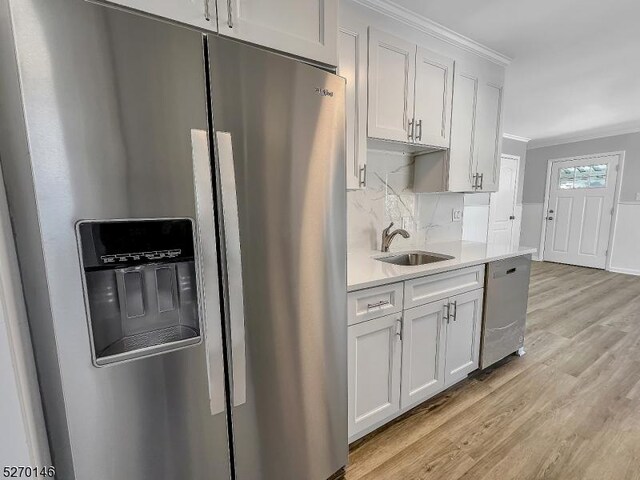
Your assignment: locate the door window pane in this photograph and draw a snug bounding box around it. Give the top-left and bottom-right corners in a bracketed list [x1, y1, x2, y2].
[557, 163, 608, 189]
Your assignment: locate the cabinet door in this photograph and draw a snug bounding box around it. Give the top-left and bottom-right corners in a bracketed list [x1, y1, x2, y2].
[216, 0, 337, 66]
[448, 68, 479, 192]
[338, 21, 367, 190]
[444, 289, 483, 387]
[97, 0, 216, 31]
[348, 313, 402, 438]
[412, 48, 454, 149]
[367, 29, 416, 143]
[474, 80, 504, 192]
[400, 300, 447, 409]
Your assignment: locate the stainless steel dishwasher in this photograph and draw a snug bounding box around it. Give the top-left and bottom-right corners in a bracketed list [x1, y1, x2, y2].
[480, 254, 532, 369]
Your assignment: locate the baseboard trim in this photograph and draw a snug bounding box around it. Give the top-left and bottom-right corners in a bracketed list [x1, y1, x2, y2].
[608, 266, 640, 276]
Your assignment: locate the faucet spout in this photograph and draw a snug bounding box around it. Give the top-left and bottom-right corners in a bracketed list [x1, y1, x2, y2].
[381, 222, 411, 252]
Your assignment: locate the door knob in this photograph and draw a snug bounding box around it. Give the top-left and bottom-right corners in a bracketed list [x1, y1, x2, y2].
[509, 215, 515, 220]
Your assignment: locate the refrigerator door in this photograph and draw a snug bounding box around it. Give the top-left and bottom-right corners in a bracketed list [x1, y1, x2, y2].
[1, 1, 231, 478]
[207, 37, 348, 480]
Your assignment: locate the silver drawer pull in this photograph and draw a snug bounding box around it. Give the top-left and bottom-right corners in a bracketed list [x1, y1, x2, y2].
[367, 300, 390, 309]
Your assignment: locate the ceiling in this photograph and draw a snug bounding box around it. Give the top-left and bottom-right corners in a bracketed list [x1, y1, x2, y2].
[388, 0, 640, 144]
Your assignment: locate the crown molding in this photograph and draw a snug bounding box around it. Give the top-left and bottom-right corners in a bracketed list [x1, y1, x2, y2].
[350, 0, 512, 67]
[503, 133, 532, 143]
[528, 123, 640, 149]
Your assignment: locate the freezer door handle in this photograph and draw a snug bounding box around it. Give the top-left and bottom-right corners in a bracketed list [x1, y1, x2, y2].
[191, 129, 227, 416]
[215, 131, 247, 407]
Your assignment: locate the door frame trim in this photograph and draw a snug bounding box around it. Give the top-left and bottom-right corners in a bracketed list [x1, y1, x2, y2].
[488, 154, 521, 249]
[538, 150, 625, 270]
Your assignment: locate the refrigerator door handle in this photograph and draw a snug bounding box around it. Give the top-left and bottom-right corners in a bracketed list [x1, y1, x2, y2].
[191, 129, 227, 416]
[215, 131, 247, 407]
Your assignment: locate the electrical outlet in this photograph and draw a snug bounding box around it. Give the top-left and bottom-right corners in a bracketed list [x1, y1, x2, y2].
[452, 208, 463, 222]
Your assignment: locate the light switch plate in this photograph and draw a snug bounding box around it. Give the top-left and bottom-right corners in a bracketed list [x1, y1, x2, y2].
[636, 193, 640, 201]
[452, 208, 463, 222]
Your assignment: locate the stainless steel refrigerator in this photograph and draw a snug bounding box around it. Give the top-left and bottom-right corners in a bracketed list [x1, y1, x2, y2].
[0, 0, 347, 478]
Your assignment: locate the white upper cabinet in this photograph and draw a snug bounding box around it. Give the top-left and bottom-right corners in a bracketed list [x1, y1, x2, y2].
[367, 29, 415, 143]
[474, 79, 504, 192]
[448, 69, 479, 192]
[412, 47, 454, 149]
[95, 0, 217, 31]
[338, 19, 368, 190]
[444, 289, 483, 387]
[216, 0, 338, 66]
[449, 63, 504, 192]
[400, 299, 447, 409]
[368, 29, 455, 149]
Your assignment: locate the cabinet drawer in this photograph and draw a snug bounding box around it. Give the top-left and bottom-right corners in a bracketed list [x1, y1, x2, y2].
[404, 265, 485, 309]
[348, 283, 403, 325]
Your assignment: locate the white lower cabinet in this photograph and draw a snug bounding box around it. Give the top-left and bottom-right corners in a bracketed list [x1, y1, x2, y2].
[348, 312, 402, 438]
[348, 268, 485, 440]
[444, 289, 484, 387]
[400, 299, 447, 409]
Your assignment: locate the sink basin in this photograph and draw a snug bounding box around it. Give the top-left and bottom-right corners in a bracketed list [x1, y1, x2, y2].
[376, 251, 454, 266]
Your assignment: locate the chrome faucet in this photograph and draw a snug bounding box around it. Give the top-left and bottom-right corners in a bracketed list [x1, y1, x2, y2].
[381, 222, 410, 252]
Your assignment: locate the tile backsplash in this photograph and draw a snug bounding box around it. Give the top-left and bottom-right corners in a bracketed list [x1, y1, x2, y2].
[347, 150, 464, 252]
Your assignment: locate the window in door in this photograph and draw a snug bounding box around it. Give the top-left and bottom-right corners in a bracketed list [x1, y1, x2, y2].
[559, 164, 608, 190]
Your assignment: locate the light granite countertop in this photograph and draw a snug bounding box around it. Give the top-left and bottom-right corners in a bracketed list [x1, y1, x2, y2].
[348, 241, 537, 292]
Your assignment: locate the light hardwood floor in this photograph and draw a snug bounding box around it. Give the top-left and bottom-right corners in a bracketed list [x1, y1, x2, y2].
[345, 261, 640, 480]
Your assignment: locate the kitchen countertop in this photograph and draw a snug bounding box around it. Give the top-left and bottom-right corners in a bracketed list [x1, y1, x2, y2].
[348, 241, 537, 292]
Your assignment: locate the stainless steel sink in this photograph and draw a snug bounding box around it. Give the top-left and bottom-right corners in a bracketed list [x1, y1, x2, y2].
[376, 251, 454, 266]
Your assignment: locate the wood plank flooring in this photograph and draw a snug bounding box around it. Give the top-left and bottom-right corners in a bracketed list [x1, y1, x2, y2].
[345, 262, 640, 480]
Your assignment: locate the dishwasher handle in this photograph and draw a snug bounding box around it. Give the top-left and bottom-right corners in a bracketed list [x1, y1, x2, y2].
[492, 262, 530, 280]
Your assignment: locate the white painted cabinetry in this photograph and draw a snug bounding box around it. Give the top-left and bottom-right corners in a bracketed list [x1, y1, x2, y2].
[348, 313, 402, 437]
[338, 19, 368, 189]
[95, 0, 217, 31]
[412, 47, 454, 149]
[415, 65, 504, 193]
[348, 265, 485, 440]
[449, 64, 504, 192]
[400, 299, 446, 409]
[368, 29, 454, 148]
[443, 289, 483, 387]
[367, 29, 415, 143]
[216, 0, 338, 66]
[91, 0, 337, 66]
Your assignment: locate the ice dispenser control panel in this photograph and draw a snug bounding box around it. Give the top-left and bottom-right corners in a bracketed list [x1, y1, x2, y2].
[77, 219, 202, 366]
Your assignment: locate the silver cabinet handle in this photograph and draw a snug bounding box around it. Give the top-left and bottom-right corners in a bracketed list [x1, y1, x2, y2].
[444, 302, 450, 323]
[478, 173, 484, 190]
[408, 118, 415, 141]
[416, 119, 423, 142]
[203, 0, 211, 21]
[215, 131, 246, 407]
[191, 130, 226, 416]
[227, 0, 234, 28]
[367, 299, 390, 309]
[472, 173, 478, 191]
[451, 300, 458, 322]
[395, 317, 403, 341]
[358, 164, 367, 188]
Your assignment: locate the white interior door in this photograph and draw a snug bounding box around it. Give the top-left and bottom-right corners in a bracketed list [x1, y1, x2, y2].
[544, 154, 619, 269]
[488, 156, 519, 249]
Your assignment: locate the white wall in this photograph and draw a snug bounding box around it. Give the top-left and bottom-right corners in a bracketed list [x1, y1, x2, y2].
[462, 193, 489, 243]
[609, 203, 640, 275]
